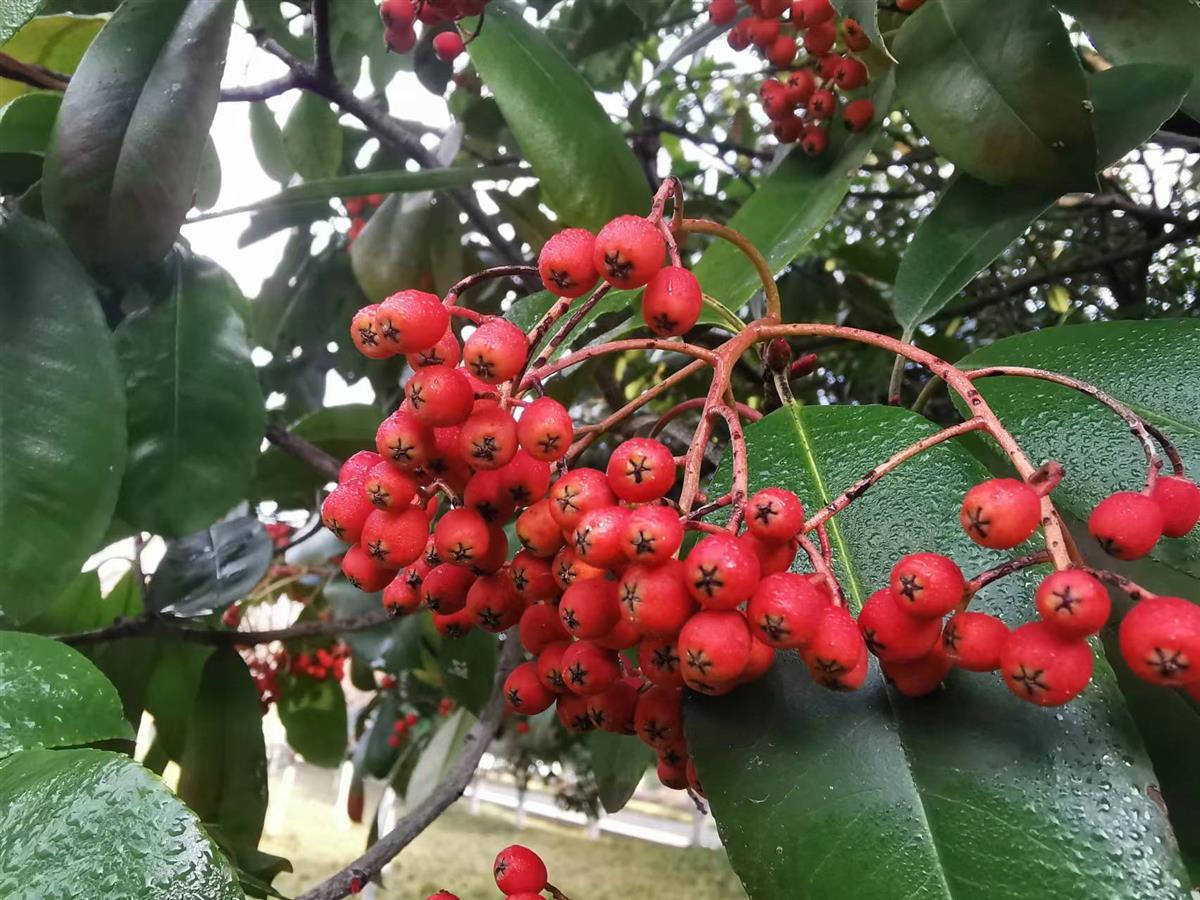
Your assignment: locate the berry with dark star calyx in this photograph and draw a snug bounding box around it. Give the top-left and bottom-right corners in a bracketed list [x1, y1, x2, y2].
[341, 544, 394, 593]
[350, 304, 393, 359]
[1035, 569, 1111, 638]
[889, 552, 965, 619]
[638, 635, 685, 688]
[375, 289, 449, 354]
[942, 611, 1008, 672]
[570, 505, 631, 568]
[519, 603, 570, 655]
[560, 640, 621, 696]
[678, 609, 752, 686]
[382, 574, 422, 615]
[538, 228, 599, 299]
[746, 572, 826, 649]
[433, 507, 491, 568]
[465, 571, 524, 633]
[498, 449, 551, 508]
[362, 462, 417, 511]
[509, 549, 559, 603]
[555, 691, 596, 733]
[1150, 475, 1200, 538]
[960, 478, 1042, 550]
[405, 365, 474, 427]
[588, 677, 640, 734]
[642, 266, 702, 337]
[504, 662, 555, 715]
[361, 507, 429, 568]
[493, 845, 548, 895]
[462, 318, 529, 385]
[841, 97, 874, 132]
[551, 546, 606, 592]
[458, 407, 519, 471]
[620, 504, 684, 565]
[536, 641, 570, 693]
[1118, 596, 1200, 686]
[515, 499, 564, 558]
[634, 685, 682, 749]
[548, 467, 617, 532]
[419, 563, 476, 614]
[1000, 621, 1093, 706]
[881, 640, 951, 697]
[746, 487, 804, 543]
[684, 532, 762, 609]
[558, 577, 621, 640]
[606, 437, 676, 503]
[857, 588, 942, 663]
[802, 605, 868, 690]
[618, 560, 695, 636]
[593, 215, 666, 289]
[1088, 490, 1163, 560]
[406, 327, 460, 369]
[375, 410, 435, 471]
[516, 396, 573, 462]
[321, 483, 376, 544]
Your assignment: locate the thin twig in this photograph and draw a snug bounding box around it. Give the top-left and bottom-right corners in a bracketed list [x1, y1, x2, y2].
[266, 424, 341, 480]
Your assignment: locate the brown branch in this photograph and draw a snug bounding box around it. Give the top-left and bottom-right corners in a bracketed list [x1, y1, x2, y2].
[635, 116, 771, 162]
[220, 73, 298, 102]
[297, 634, 525, 900]
[964, 551, 1051, 600]
[266, 423, 341, 479]
[312, 0, 334, 81]
[0, 52, 69, 91]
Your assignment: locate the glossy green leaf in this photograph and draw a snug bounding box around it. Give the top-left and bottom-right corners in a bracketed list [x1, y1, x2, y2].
[43, 0, 236, 278]
[364, 693, 402, 779]
[894, 0, 1096, 193]
[959, 321, 1200, 579]
[178, 648, 268, 852]
[438, 629, 498, 715]
[0, 631, 131, 758]
[282, 92, 342, 181]
[144, 644, 212, 762]
[248, 100, 293, 184]
[114, 252, 264, 537]
[0, 92, 60, 194]
[586, 729, 652, 814]
[830, 0, 890, 59]
[0, 748, 241, 898]
[255, 405, 379, 508]
[405, 707, 474, 808]
[0, 14, 105, 106]
[892, 63, 1191, 331]
[467, 1, 646, 230]
[1056, 0, 1200, 120]
[351, 189, 438, 303]
[691, 71, 894, 312]
[687, 403, 1188, 899]
[0, 215, 125, 627]
[147, 517, 272, 616]
[277, 674, 347, 768]
[194, 134, 221, 211]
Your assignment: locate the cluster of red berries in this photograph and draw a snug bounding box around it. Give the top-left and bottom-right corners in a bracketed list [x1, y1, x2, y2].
[414, 845, 551, 900]
[247, 648, 287, 712]
[438, 696, 456, 716]
[386, 710, 421, 748]
[378, 0, 489, 61]
[291, 644, 349, 682]
[708, 0, 882, 153]
[344, 193, 383, 244]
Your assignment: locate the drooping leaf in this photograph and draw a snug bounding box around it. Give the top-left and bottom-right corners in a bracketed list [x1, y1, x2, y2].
[0, 215, 125, 627]
[255, 405, 380, 508]
[363, 693, 402, 779]
[277, 673, 347, 768]
[894, 0, 1096, 193]
[687, 403, 1189, 899]
[148, 517, 272, 617]
[178, 648, 268, 852]
[0, 748, 241, 898]
[0, 631, 131, 758]
[892, 63, 1192, 331]
[42, 0, 237, 279]
[248, 99, 294, 184]
[1055, 0, 1200, 120]
[691, 70, 894, 312]
[586, 729, 652, 814]
[467, 1, 646, 230]
[143, 643, 213, 762]
[282, 92, 342, 181]
[958, 321, 1200, 579]
[114, 252, 264, 537]
[404, 707, 475, 808]
[0, 14, 105, 107]
[438, 628, 498, 715]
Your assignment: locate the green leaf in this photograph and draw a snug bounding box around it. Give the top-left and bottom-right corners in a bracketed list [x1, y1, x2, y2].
[687, 403, 1189, 899]
[248, 100, 294, 184]
[351, 189, 438, 302]
[147, 517, 273, 616]
[894, 0, 1096, 193]
[42, 0, 237, 279]
[0, 14, 105, 107]
[277, 674, 347, 768]
[958, 321, 1200, 579]
[144, 644, 212, 762]
[830, 0, 891, 59]
[1056, 0, 1200, 120]
[438, 629, 498, 715]
[467, 1, 646, 230]
[0, 91, 60, 193]
[364, 694, 401, 779]
[0, 215, 125, 627]
[0, 0, 42, 46]
[586, 729, 652, 814]
[405, 707, 474, 808]
[255, 405, 379, 508]
[0, 748, 241, 898]
[194, 134, 221, 211]
[691, 70, 895, 312]
[0, 631, 131, 758]
[327, 577, 425, 671]
[282, 92, 342, 180]
[114, 252, 264, 537]
[891, 63, 1191, 331]
[178, 648, 268, 852]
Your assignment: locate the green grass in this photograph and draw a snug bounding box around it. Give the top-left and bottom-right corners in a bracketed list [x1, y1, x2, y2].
[261, 793, 743, 899]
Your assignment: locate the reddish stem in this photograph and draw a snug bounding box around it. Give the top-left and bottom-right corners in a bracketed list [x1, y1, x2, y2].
[796, 532, 845, 607]
[650, 397, 761, 437]
[963, 551, 1052, 602]
[444, 265, 539, 305]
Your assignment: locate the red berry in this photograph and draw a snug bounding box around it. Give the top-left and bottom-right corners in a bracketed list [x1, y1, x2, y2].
[795, 0, 834, 26]
[432, 30, 465, 62]
[375, 410, 435, 471]
[548, 467, 617, 532]
[504, 662, 555, 715]
[746, 487, 804, 542]
[406, 327, 460, 369]
[405, 365, 474, 427]
[376, 289, 449, 354]
[384, 23, 417, 54]
[340, 450, 383, 484]
[382, 574, 422, 615]
[1001, 621, 1093, 706]
[221, 604, 240, 628]
[739, 531, 797, 575]
[465, 571, 524, 632]
[493, 845, 547, 895]
[638, 635, 684, 688]
[1150, 475, 1200, 538]
[803, 20, 837, 55]
[458, 407, 519, 470]
[642, 266, 702, 337]
[858, 588, 942, 663]
[538, 228, 599, 298]
[772, 114, 804, 144]
[634, 685, 682, 749]
[519, 603, 570, 654]
[463, 469, 516, 524]
[595, 615, 641, 651]
[322, 483, 375, 543]
[889, 552, 965, 619]
[709, 0, 738, 25]
[679, 609, 752, 688]
[588, 677, 640, 733]
[619, 560, 696, 636]
[800, 125, 828, 157]
[432, 607, 474, 639]
[1118, 596, 1200, 686]
[420, 563, 476, 614]
[748, 15, 780, 48]
[498, 450, 551, 508]
[517, 396, 574, 462]
[593, 215, 666, 290]
[1035, 569, 1111, 638]
[746, 572, 826, 648]
[536, 641, 570, 693]
[363, 462, 417, 511]
[739, 633, 776, 683]
[350, 304, 393, 359]
[657, 757, 688, 790]
[727, 20, 751, 51]
[380, 0, 415, 27]
[882, 641, 951, 697]
[684, 533, 761, 609]
[760, 79, 794, 121]
[942, 611, 1008, 672]
[570, 505, 631, 568]
[785, 68, 816, 105]
[462, 318, 528, 385]
[342, 544, 394, 593]
[361, 507, 428, 568]
[561, 640, 621, 696]
[834, 55, 869, 90]
[509, 549, 559, 603]
[841, 97, 874, 132]
[767, 33, 797, 67]
[960, 478, 1041, 549]
[1089, 491, 1163, 560]
[468, 524, 509, 575]
[808, 89, 835, 119]
[559, 578, 621, 639]
[621, 504, 684, 565]
[842, 17, 870, 51]
[515, 499, 564, 558]
[802, 605, 868, 690]
[434, 507, 490, 567]
[556, 691, 597, 733]
[606, 438, 676, 503]
[551, 546, 606, 592]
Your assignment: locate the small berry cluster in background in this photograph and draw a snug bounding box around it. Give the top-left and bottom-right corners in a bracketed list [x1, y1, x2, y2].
[247, 648, 287, 712]
[344, 193, 384, 244]
[386, 710, 420, 748]
[378, 0, 491, 62]
[291, 643, 349, 682]
[709, 0, 887, 153]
